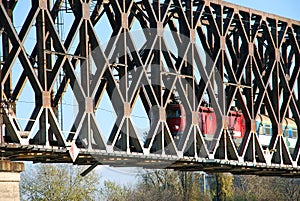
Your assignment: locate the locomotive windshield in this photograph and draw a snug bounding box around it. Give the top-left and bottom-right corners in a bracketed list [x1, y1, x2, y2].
[166, 109, 181, 118]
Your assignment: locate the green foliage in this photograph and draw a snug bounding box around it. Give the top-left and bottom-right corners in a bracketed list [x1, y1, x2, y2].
[100, 180, 134, 201]
[100, 169, 210, 201]
[232, 191, 257, 201]
[210, 173, 234, 201]
[220, 173, 234, 200]
[135, 169, 183, 201]
[135, 170, 210, 201]
[20, 164, 101, 201]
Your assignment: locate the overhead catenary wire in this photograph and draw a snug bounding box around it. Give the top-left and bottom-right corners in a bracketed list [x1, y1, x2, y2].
[15, 100, 149, 120]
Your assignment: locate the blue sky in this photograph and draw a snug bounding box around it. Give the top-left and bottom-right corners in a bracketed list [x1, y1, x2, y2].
[226, 0, 300, 21]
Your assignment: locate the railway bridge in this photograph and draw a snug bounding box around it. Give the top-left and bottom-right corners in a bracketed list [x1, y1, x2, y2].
[0, 1, 300, 190]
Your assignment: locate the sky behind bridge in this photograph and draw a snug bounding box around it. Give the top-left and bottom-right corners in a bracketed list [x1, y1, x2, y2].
[226, 0, 300, 21]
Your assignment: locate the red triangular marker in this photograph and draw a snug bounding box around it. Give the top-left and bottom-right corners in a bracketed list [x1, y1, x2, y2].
[69, 142, 79, 162]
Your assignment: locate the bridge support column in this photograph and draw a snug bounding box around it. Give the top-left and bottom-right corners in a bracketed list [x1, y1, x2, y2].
[0, 161, 24, 201]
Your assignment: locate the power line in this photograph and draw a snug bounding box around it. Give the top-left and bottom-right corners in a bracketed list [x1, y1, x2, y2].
[16, 100, 149, 120]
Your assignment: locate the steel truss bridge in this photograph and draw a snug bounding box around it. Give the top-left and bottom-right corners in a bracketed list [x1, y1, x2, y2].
[0, 0, 300, 176]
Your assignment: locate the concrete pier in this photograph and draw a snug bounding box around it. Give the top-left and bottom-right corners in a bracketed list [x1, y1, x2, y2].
[0, 161, 24, 201]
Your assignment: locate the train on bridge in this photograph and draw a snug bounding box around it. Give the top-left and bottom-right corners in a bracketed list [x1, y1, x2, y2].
[166, 104, 298, 151]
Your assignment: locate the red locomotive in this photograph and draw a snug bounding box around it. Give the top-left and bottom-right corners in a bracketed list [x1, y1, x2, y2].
[166, 103, 246, 140]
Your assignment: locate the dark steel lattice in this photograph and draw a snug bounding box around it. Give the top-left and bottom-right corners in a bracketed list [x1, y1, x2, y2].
[0, 0, 300, 176]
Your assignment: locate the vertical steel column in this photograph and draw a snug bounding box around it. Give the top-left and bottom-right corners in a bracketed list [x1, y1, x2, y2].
[36, 0, 49, 145]
[184, 0, 195, 109]
[80, 1, 92, 149]
[151, 0, 163, 153]
[2, 0, 13, 99]
[119, 0, 129, 152]
[1, 1, 14, 145]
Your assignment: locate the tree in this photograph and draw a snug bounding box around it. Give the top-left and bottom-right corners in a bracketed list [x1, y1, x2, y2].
[100, 180, 135, 201]
[134, 169, 210, 201]
[234, 175, 280, 201]
[233, 175, 300, 201]
[136, 169, 183, 201]
[276, 177, 300, 201]
[20, 164, 101, 201]
[209, 173, 234, 201]
[179, 171, 210, 201]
